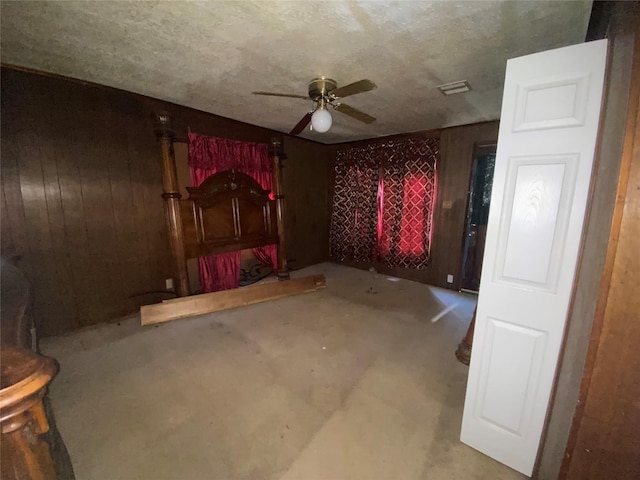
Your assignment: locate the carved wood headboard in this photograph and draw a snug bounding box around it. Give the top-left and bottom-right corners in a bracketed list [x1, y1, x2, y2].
[153, 113, 289, 296]
[180, 169, 279, 259]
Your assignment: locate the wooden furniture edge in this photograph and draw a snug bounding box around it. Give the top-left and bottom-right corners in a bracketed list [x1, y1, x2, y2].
[0, 359, 57, 414]
[141, 274, 326, 325]
[269, 138, 290, 280]
[154, 113, 190, 296]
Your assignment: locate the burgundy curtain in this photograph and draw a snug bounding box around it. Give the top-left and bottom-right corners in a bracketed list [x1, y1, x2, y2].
[188, 133, 277, 293]
[377, 138, 438, 268]
[329, 137, 438, 269]
[329, 152, 380, 262]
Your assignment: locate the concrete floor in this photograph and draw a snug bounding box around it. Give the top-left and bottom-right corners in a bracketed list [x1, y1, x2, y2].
[42, 263, 525, 480]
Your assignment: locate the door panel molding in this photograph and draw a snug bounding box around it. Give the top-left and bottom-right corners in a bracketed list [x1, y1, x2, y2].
[461, 39, 608, 476]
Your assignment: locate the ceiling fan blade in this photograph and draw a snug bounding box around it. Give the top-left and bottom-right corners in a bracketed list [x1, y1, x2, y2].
[334, 103, 376, 124]
[252, 91, 309, 100]
[290, 112, 313, 135]
[330, 79, 377, 99]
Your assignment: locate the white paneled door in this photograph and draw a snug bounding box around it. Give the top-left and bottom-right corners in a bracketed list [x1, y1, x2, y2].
[460, 39, 608, 476]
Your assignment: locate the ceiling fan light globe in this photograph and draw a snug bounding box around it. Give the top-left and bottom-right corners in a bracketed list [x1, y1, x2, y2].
[311, 108, 332, 133]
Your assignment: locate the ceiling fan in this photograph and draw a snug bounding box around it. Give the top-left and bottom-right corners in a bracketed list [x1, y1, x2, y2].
[252, 77, 377, 135]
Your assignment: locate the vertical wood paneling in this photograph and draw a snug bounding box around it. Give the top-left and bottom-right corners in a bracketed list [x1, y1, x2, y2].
[566, 77, 640, 480]
[1, 185, 13, 252]
[120, 104, 156, 309]
[49, 86, 98, 330]
[536, 8, 638, 476]
[561, 21, 640, 480]
[74, 90, 120, 327]
[124, 115, 159, 302]
[1, 67, 330, 335]
[0, 136, 28, 260]
[283, 136, 332, 269]
[0, 70, 169, 334]
[432, 121, 500, 289]
[38, 90, 77, 331]
[103, 98, 136, 315]
[16, 83, 70, 333]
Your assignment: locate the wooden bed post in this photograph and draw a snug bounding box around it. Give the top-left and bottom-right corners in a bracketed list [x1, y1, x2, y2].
[270, 138, 290, 280]
[154, 113, 190, 297]
[455, 306, 477, 365]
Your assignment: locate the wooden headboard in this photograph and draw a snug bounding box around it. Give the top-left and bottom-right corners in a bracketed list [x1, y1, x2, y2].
[153, 113, 289, 296]
[180, 169, 278, 259]
[141, 115, 326, 327]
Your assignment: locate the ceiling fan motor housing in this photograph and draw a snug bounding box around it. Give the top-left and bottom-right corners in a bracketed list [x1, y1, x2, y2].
[308, 77, 337, 101]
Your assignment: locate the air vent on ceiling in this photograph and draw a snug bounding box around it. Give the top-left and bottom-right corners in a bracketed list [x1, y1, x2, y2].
[437, 80, 471, 96]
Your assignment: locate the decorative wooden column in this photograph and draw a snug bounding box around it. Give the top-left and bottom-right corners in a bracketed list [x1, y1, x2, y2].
[0, 346, 58, 480]
[270, 138, 290, 280]
[455, 306, 477, 365]
[154, 113, 190, 297]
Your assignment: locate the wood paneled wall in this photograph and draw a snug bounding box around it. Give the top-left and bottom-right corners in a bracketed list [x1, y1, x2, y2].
[327, 122, 499, 290]
[282, 136, 331, 270]
[432, 121, 499, 289]
[1, 67, 331, 336]
[1, 69, 168, 336]
[560, 17, 640, 480]
[535, 6, 639, 477]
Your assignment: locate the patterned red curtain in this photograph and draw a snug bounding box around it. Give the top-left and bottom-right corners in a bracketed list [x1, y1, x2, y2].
[188, 133, 277, 293]
[329, 154, 379, 262]
[329, 137, 438, 269]
[377, 138, 438, 268]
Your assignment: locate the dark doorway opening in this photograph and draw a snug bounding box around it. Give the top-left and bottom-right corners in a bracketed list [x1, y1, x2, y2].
[460, 143, 496, 292]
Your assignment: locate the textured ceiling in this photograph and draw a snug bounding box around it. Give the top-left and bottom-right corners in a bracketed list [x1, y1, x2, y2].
[1, 1, 592, 144]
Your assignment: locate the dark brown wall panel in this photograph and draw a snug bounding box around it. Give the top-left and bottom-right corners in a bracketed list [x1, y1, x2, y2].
[560, 18, 640, 480]
[565, 65, 640, 480]
[537, 7, 639, 476]
[282, 136, 331, 269]
[432, 121, 499, 289]
[1, 67, 330, 335]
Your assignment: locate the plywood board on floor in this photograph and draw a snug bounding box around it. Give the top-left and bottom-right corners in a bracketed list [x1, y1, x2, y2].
[140, 274, 325, 326]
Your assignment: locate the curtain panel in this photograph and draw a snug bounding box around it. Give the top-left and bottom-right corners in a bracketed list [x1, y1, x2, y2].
[188, 134, 272, 172]
[329, 137, 439, 269]
[377, 138, 438, 268]
[329, 156, 379, 263]
[188, 133, 277, 293]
